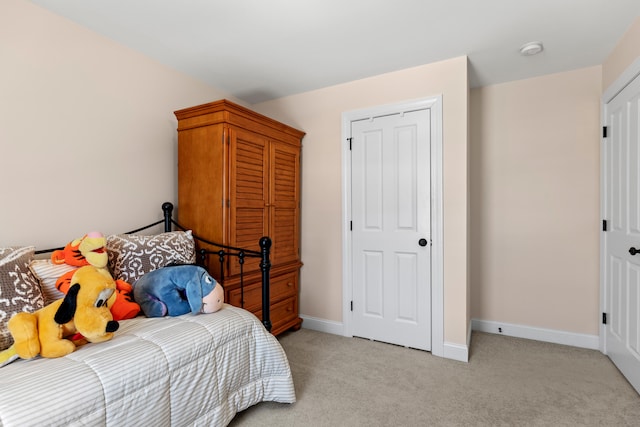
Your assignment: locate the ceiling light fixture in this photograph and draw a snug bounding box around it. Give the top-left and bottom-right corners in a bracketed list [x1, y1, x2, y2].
[519, 41, 544, 56]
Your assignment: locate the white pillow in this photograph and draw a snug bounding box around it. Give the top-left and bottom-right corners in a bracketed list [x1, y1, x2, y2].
[29, 259, 77, 306]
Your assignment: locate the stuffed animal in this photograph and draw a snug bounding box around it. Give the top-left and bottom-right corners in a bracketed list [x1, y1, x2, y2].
[51, 231, 109, 267]
[0, 346, 18, 368]
[133, 265, 224, 317]
[6, 266, 119, 360]
[52, 232, 140, 321]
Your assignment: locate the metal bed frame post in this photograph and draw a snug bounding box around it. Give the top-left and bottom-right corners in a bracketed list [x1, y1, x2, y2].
[259, 237, 272, 332]
[162, 202, 174, 232]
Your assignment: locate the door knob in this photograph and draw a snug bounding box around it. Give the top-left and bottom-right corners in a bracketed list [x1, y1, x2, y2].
[418, 238, 428, 247]
[630, 247, 640, 256]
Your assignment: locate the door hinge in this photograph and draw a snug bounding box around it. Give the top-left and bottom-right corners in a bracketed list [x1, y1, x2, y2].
[602, 219, 608, 231]
[603, 126, 608, 138]
[350, 221, 353, 231]
[602, 312, 607, 325]
[347, 137, 353, 150]
[350, 301, 353, 311]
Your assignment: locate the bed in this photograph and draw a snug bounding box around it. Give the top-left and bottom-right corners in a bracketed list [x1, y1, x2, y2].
[0, 203, 295, 427]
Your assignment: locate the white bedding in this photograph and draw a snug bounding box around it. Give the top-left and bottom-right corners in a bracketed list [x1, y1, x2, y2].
[0, 304, 295, 427]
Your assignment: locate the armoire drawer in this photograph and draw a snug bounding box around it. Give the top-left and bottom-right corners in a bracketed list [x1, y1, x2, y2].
[269, 271, 298, 302]
[227, 271, 298, 310]
[253, 296, 298, 333]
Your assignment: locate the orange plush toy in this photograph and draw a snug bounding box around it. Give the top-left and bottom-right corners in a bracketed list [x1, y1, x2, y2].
[52, 232, 140, 321]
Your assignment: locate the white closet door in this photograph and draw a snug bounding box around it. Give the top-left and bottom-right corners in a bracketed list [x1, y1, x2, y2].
[351, 109, 431, 351]
[603, 72, 640, 395]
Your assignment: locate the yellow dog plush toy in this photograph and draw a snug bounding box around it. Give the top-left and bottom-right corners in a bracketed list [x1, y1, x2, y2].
[7, 266, 119, 359]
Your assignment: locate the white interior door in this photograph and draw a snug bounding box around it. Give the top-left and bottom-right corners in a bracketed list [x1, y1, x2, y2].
[350, 109, 431, 351]
[603, 72, 640, 395]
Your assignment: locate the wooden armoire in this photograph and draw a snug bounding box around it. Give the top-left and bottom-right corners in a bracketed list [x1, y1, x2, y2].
[174, 99, 304, 335]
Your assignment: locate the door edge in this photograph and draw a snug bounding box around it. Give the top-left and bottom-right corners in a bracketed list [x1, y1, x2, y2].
[600, 56, 640, 355]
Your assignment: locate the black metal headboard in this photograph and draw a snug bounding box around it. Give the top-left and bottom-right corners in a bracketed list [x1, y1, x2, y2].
[162, 203, 272, 332]
[34, 202, 272, 332]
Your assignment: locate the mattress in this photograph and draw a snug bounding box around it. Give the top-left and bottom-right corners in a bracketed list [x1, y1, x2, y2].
[0, 304, 295, 426]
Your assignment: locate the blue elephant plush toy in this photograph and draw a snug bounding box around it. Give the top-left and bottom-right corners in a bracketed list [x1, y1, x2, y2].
[133, 265, 224, 317]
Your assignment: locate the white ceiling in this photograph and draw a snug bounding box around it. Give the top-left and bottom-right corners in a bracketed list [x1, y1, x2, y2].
[30, 0, 640, 104]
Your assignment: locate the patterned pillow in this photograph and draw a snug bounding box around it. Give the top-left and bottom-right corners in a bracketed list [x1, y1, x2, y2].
[107, 231, 196, 284]
[29, 259, 77, 306]
[0, 247, 45, 351]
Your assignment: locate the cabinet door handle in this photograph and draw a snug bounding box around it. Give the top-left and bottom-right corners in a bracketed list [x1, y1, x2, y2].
[630, 247, 640, 256]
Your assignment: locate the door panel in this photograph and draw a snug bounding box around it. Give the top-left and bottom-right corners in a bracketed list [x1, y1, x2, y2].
[604, 72, 640, 394]
[270, 142, 300, 266]
[397, 252, 418, 321]
[229, 127, 268, 274]
[363, 250, 384, 317]
[351, 109, 431, 350]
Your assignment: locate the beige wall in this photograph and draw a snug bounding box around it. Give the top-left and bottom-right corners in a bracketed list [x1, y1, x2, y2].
[470, 67, 602, 335]
[602, 17, 640, 90]
[255, 57, 470, 345]
[1, 0, 231, 248]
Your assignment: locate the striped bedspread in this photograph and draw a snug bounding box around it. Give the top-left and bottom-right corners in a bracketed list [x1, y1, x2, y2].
[0, 304, 295, 426]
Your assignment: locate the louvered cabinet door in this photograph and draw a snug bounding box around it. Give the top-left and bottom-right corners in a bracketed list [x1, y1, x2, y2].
[270, 140, 300, 266]
[228, 126, 269, 275]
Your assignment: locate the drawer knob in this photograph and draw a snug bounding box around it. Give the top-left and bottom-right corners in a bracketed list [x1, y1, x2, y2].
[287, 282, 293, 287]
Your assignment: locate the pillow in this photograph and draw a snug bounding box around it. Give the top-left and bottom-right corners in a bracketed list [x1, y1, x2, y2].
[0, 247, 45, 351]
[107, 230, 196, 284]
[29, 259, 77, 306]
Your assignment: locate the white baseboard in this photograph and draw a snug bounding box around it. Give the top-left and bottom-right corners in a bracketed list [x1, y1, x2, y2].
[442, 319, 472, 363]
[299, 315, 344, 336]
[443, 342, 469, 362]
[299, 316, 597, 358]
[472, 319, 600, 350]
[300, 314, 471, 362]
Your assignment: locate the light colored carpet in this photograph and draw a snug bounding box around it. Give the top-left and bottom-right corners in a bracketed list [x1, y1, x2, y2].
[230, 329, 640, 426]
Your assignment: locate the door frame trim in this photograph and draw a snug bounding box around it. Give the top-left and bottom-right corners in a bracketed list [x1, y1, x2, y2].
[600, 56, 640, 354]
[341, 96, 444, 357]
